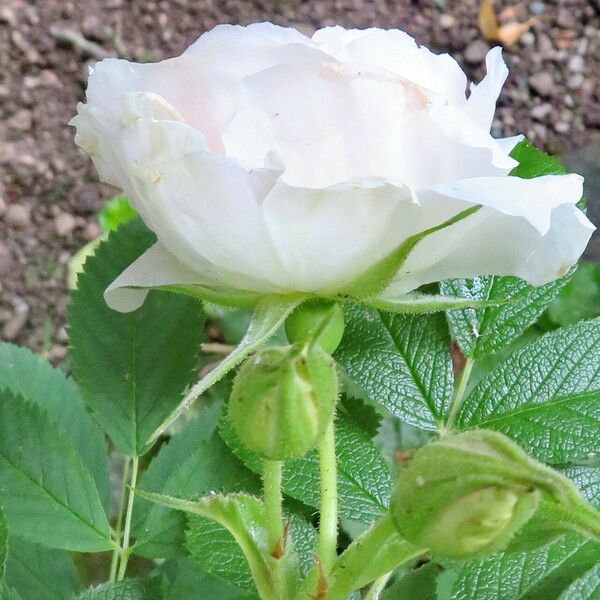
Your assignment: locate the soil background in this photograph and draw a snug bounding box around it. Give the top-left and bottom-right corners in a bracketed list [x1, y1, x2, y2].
[1, 0, 599, 357]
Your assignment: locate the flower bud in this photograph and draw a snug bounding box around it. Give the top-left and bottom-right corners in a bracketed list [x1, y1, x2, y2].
[285, 300, 345, 354]
[228, 343, 337, 460]
[390, 430, 598, 559]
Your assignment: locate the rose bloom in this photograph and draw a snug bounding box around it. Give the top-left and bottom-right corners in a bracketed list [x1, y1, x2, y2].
[72, 23, 594, 312]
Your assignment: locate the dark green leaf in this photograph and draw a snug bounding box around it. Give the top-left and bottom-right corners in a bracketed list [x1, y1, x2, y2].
[68, 218, 204, 455]
[5, 539, 81, 600]
[451, 535, 600, 600]
[340, 396, 382, 439]
[558, 564, 600, 599]
[161, 559, 258, 600]
[335, 304, 453, 430]
[133, 432, 257, 558]
[0, 343, 109, 506]
[456, 318, 600, 464]
[75, 579, 161, 600]
[220, 413, 392, 523]
[545, 262, 600, 327]
[0, 389, 112, 551]
[382, 563, 438, 600]
[441, 274, 569, 359]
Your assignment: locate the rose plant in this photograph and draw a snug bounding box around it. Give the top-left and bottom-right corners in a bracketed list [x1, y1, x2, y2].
[0, 23, 599, 600]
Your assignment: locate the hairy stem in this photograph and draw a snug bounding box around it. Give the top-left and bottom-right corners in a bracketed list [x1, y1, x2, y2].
[318, 420, 338, 575]
[444, 356, 475, 432]
[323, 514, 425, 600]
[109, 456, 131, 582]
[263, 459, 284, 556]
[365, 572, 393, 600]
[117, 455, 139, 581]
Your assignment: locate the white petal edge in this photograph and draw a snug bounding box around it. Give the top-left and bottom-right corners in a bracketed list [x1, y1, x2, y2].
[104, 242, 218, 312]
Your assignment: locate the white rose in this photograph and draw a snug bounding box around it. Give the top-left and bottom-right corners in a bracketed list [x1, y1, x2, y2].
[71, 23, 594, 312]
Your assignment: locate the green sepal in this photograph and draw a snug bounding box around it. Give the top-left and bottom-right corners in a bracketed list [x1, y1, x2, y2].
[151, 283, 265, 308]
[338, 205, 481, 299]
[364, 291, 507, 314]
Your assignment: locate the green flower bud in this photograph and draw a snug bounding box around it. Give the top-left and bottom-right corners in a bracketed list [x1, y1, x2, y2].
[390, 430, 600, 559]
[228, 343, 337, 460]
[285, 300, 345, 354]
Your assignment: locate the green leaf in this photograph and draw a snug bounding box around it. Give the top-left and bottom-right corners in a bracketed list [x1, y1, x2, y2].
[558, 563, 600, 599]
[449, 465, 600, 600]
[456, 318, 600, 464]
[133, 432, 258, 558]
[0, 389, 112, 551]
[441, 274, 570, 359]
[161, 559, 258, 600]
[335, 304, 453, 430]
[451, 535, 600, 600]
[135, 491, 276, 600]
[68, 218, 205, 456]
[545, 262, 600, 327]
[75, 579, 161, 600]
[97, 195, 137, 233]
[5, 539, 81, 600]
[0, 507, 6, 580]
[187, 512, 315, 593]
[509, 139, 567, 178]
[0, 343, 109, 507]
[220, 413, 392, 523]
[146, 292, 308, 446]
[382, 563, 438, 600]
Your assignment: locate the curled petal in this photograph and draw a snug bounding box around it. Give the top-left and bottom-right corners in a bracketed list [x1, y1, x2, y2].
[382, 174, 594, 296]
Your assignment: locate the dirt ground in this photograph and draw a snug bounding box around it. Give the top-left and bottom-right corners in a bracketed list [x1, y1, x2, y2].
[1, 0, 599, 357]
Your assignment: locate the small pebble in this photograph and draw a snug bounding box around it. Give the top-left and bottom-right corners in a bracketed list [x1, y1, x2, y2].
[529, 71, 554, 97]
[0, 196, 6, 217]
[567, 55, 585, 73]
[567, 73, 585, 90]
[464, 39, 489, 64]
[54, 212, 76, 236]
[529, 1, 547, 15]
[530, 103, 553, 120]
[439, 14, 456, 29]
[4, 204, 31, 228]
[554, 121, 570, 134]
[3, 301, 29, 340]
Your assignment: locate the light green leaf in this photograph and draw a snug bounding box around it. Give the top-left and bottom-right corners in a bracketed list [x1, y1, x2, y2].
[0, 389, 112, 552]
[558, 563, 600, 599]
[335, 304, 453, 430]
[146, 292, 308, 446]
[68, 218, 205, 456]
[97, 195, 137, 233]
[456, 318, 600, 464]
[441, 274, 570, 359]
[75, 579, 161, 600]
[5, 539, 81, 600]
[220, 413, 391, 523]
[0, 343, 109, 507]
[133, 432, 258, 558]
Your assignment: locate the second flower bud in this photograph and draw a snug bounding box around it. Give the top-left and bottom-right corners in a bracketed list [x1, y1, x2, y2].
[228, 343, 338, 460]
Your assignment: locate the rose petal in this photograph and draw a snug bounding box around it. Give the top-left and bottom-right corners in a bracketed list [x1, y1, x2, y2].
[381, 174, 594, 295]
